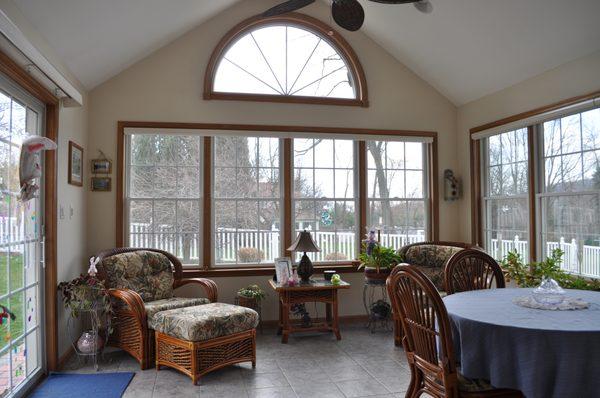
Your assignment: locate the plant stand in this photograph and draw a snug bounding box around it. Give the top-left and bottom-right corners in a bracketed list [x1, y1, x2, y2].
[363, 279, 392, 333]
[234, 295, 263, 333]
[67, 303, 111, 371]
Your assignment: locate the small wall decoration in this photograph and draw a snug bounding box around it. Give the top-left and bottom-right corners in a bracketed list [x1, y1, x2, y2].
[91, 150, 112, 192]
[68, 141, 83, 187]
[91, 159, 112, 174]
[91, 177, 111, 192]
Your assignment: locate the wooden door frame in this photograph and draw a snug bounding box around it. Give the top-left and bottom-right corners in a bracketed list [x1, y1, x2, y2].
[0, 50, 60, 371]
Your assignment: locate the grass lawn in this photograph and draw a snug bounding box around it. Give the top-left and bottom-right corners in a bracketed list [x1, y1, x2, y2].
[0, 253, 25, 352]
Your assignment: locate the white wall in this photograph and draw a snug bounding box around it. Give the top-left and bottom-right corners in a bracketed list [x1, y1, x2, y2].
[86, 0, 459, 320]
[456, 50, 600, 242]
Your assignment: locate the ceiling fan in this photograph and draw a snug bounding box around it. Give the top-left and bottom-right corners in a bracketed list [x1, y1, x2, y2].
[263, 0, 433, 32]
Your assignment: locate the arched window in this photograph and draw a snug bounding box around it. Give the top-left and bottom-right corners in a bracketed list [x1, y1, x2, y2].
[204, 14, 368, 107]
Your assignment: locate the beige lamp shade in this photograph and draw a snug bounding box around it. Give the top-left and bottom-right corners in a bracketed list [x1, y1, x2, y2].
[288, 230, 321, 253]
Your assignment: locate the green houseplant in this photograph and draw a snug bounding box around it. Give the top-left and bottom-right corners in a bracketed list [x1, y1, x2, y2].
[58, 273, 113, 353]
[237, 284, 266, 308]
[358, 243, 403, 283]
[501, 249, 600, 291]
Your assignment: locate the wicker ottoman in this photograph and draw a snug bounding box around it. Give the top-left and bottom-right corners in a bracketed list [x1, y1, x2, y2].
[153, 302, 259, 384]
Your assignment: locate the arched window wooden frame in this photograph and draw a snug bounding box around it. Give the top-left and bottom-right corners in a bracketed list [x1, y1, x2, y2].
[204, 13, 369, 107]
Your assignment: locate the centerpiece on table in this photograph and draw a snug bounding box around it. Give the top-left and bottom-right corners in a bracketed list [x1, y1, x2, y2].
[358, 229, 403, 283]
[57, 258, 113, 354]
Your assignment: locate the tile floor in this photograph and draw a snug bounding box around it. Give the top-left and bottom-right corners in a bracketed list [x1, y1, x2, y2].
[62, 324, 414, 398]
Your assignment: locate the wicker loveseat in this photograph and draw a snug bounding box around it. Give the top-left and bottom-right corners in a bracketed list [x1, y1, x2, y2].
[96, 247, 218, 369]
[393, 241, 478, 346]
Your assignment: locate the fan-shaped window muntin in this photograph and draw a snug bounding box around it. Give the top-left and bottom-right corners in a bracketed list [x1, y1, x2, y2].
[205, 14, 368, 107]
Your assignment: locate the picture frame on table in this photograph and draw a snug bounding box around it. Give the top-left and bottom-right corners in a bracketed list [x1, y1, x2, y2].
[91, 159, 112, 174]
[274, 257, 292, 285]
[68, 141, 83, 186]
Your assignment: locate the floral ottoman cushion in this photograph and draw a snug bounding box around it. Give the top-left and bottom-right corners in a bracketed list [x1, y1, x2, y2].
[146, 297, 211, 330]
[152, 303, 259, 342]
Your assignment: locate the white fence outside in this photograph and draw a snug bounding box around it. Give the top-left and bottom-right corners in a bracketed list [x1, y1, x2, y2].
[0, 217, 27, 249]
[129, 222, 425, 263]
[490, 235, 600, 278]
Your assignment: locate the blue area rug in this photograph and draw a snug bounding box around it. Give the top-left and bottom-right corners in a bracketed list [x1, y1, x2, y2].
[29, 372, 135, 398]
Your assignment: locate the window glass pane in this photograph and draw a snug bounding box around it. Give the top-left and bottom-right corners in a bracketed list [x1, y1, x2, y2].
[483, 129, 529, 259]
[582, 108, 600, 150]
[541, 194, 600, 277]
[293, 139, 356, 261]
[367, 140, 428, 245]
[127, 134, 202, 264]
[214, 25, 356, 99]
[213, 137, 281, 266]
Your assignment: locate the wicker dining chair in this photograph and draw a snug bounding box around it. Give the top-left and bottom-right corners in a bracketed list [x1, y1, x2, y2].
[95, 247, 218, 369]
[386, 265, 523, 398]
[444, 249, 505, 295]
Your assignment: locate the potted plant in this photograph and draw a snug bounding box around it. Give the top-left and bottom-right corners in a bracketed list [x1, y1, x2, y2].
[58, 273, 113, 353]
[501, 249, 600, 291]
[358, 243, 403, 283]
[236, 284, 266, 308]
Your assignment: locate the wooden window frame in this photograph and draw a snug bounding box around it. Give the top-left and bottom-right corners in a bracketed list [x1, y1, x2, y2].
[203, 13, 369, 108]
[470, 89, 600, 264]
[117, 122, 439, 277]
[0, 50, 60, 371]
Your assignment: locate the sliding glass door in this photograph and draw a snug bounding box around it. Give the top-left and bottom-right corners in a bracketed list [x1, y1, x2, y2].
[0, 74, 45, 398]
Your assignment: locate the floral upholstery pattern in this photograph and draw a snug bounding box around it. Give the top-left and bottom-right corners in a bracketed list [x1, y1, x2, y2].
[152, 303, 259, 342]
[101, 251, 174, 302]
[145, 297, 211, 329]
[400, 245, 465, 291]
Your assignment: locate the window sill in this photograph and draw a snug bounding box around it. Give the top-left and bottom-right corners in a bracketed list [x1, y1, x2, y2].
[182, 262, 361, 278]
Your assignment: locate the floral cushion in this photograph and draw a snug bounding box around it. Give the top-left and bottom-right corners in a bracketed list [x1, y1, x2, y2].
[145, 297, 211, 329]
[101, 251, 174, 302]
[152, 303, 259, 342]
[402, 245, 465, 291]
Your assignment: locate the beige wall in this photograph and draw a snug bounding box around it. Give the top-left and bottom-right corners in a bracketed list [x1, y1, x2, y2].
[56, 101, 89, 356]
[456, 50, 600, 243]
[87, 0, 458, 320]
[0, 0, 90, 359]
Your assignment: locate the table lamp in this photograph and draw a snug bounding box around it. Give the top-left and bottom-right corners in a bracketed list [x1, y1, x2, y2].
[288, 230, 321, 282]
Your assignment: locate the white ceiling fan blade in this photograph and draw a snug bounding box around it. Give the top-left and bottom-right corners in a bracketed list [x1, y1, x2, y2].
[414, 1, 433, 14]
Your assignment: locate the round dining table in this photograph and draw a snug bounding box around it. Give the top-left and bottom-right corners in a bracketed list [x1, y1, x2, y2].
[443, 288, 600, 398]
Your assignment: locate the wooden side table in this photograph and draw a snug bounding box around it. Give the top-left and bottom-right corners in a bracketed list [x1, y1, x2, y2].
[268, 279, 350, 343]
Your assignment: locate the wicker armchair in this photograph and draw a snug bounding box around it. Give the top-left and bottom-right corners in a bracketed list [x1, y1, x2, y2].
[387, 265, 523, 398]
[95, 247, 218, 369]
[393, 241, 477, 346]
[444, 249, 505, 295]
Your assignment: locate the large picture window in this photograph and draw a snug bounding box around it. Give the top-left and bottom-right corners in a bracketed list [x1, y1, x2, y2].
[477, 104, 600, 279]
[122, 125, 436, 270]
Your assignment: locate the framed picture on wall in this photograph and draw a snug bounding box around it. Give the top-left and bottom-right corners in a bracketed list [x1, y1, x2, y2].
[91, 177, 111, 192]
[68, 141, 83, 186]
[91, 159, 112, 174]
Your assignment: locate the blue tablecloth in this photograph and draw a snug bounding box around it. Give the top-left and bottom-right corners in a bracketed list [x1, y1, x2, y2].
[443, 288, 600, 398]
